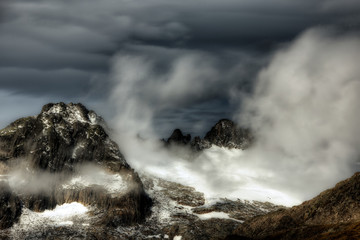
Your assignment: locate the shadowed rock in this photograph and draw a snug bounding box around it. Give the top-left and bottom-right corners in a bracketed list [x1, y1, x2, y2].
[166, 129, 191, 146]
[0, 182, 22, 229]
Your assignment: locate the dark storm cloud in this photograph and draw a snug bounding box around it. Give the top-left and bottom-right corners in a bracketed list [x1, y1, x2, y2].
[0, 67, 106, 97]
[0, 0, 359, 100]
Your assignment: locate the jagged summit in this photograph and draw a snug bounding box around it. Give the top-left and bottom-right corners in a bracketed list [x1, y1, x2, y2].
[0, 102, 151, 230]
[164, 119, 253, 151]
[0, 102, 126, 172]
[40, 102, 105, 126]
[166, 129, 191, 146]
[204, 119, 253, 149]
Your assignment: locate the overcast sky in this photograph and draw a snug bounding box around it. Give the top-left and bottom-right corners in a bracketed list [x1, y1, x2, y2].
[1, 0, 360, 135]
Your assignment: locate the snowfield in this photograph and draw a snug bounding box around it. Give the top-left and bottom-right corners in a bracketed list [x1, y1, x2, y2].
[10, 202, 90, 238]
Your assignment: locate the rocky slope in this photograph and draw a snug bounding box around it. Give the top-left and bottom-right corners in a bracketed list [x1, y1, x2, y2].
[0, 102, 151, 230]
[88, 174, 281, 240]
[0, 172, 282, 240]
[227, 172, 360, 240]
[165, 119, 253, 151]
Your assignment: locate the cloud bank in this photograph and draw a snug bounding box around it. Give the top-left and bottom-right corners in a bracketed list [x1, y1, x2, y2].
[238, 28, 360, 199]
[109, 28, 360, 205]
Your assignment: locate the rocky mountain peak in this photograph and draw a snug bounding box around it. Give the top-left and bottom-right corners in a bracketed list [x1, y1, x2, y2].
[166, 129, 191, 145]
[204, 119, 253, 149]
[40, 102, 102, 126]
[164, 119, 253, 151]
[0, 103, 152, 230]
[0, 102, 126, 173]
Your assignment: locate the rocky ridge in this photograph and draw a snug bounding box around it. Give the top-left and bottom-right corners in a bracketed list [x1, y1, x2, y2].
[165, 119, 253, 151]
[227, 172, 360, 240]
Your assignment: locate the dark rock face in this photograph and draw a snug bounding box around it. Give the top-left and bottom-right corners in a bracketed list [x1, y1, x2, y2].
[203, 119, 253, 150]
[166, 129, 191, 146]
[0, 182, 22, 229]
[164, 119, 253, 151]
[228, 172, 360, 240]
[190, 136, 212, 151]
[0, 102, 151, 229]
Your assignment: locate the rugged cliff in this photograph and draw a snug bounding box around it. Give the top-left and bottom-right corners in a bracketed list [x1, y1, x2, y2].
[0, 102, 151, 229]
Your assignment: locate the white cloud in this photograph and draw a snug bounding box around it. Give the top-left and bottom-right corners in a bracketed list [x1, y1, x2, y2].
[239, 28, 360, 199]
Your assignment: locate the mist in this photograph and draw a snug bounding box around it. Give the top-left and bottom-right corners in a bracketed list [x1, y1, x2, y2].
[5, 161, 132, 195]
[239, 28, 360, 200]
[109, 28, 360, 206]
[109, 45, 261, 138]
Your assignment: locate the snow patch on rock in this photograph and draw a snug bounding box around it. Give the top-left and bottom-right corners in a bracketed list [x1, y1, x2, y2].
[10, 202, 90, 237]
[194, 211, 243, 223]
[41, 103, 100, 126]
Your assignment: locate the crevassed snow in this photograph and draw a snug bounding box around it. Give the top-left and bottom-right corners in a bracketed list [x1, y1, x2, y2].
[62, 170, 128, 194]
